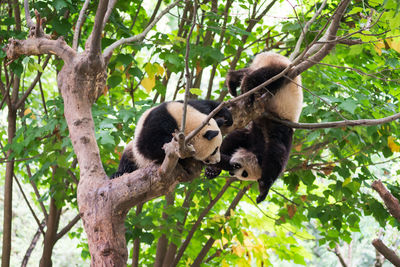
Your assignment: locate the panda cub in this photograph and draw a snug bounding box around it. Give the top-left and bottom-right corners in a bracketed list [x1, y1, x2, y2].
[206, 52, 303, 203]
[111, 100, 232, 179]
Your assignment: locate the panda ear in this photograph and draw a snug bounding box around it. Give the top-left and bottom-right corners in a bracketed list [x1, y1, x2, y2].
[203, 130, 219, 140]
[226, 68, 250, 96]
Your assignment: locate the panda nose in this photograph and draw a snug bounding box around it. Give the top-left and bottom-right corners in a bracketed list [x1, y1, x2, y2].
[205, 160, 210, 164]
[242, 171, 248, 178]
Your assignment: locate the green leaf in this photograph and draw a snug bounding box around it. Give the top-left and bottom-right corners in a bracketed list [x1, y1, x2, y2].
[141, 232, 154, 245]
[54, 0, 68, 10]
[108, 74, 123, 88]
[190, 88, 202, 96]
[339, 99, 358, 113]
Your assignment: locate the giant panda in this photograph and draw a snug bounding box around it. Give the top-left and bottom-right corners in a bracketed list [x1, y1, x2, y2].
[111, 100, 231, 179]
[205, 52, 303, 203]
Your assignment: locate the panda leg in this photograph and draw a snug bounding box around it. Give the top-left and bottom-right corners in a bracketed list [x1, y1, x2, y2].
[256, 123, 293, 203]
[110, 149, 138, 179]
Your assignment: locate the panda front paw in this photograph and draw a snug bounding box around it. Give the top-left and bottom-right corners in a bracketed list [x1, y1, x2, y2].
[205, 166, 221, 179]
[232, 162, 242, 170]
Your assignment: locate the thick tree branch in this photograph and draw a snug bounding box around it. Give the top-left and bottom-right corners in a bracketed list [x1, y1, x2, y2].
[72, 0, 91, 50]
[6, 37, 76, 64]
[372, 239, 400, 267]
[103, 0, 182, 61]
[110, 159, 202, 213]
[371, 180, 400, 222]
[290, 0, 351, 78]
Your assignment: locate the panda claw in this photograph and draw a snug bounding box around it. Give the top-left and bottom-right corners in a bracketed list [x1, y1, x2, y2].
[205, 166, 221, 179]
[232, 163, 241, 169]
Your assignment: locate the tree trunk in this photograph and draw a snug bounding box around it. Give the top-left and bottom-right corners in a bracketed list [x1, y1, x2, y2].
[2, 108, 17, 267]
[57, 56, 130, 266]
[39, 198, 61, 267]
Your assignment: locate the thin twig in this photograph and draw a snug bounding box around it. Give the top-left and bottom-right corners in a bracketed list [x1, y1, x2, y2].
[191, 184, 251, 266]
[15, 55, 51, 109]
[24, 0, 34, 28]
[181, 0, 197, 133]
[14, 175, 45, 236]
[21, 220, 46, 267]
[103, 0, 182, 61]
[264, 110, 400, 130]
[88, 0, 109, 57]
[102, 0, 117, 31]
[56, 214, 81, 240]
[172, 178, 235, 266]
[26, 164, 48, 221]
[290, 0, 328, 60]
[72, 0, 90, 50]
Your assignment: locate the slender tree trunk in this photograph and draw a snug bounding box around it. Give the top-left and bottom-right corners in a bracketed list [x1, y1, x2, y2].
[39, 198, 61, 267]
[22, 221, 46, 267]
[154, 193, 174, 267]
[131, 204, 143, 267]
[2, 109, 17, 267]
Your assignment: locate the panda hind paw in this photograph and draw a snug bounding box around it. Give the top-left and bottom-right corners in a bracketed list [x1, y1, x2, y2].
[205, 166, 221, 179]
[256, 193, 267, 204]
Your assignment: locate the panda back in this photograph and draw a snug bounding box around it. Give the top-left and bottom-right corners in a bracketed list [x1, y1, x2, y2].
[133, 103, 179, 166]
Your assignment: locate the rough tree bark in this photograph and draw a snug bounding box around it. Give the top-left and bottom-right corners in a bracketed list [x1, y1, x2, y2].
[371, 180, 400, 267]
[5, 0, 353, 265]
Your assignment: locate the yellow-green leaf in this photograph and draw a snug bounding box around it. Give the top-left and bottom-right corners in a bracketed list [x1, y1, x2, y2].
[343, 177, 351, 187]
[388, 136, 400, 152]
[387, 37, 400, 53]
[141, 77, 156, 93]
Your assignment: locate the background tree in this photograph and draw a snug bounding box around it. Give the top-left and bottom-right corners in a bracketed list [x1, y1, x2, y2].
[1, 0, 400, 266]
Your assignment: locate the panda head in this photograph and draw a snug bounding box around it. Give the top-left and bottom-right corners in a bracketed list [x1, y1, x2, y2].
[229, 148, 261, 181]
[190, 119, 222, 165]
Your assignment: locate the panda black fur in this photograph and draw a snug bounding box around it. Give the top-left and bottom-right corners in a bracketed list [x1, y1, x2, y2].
[205, 52, 302, 203]
[177, 99, 233, 128]
[111, 100, 230, 179]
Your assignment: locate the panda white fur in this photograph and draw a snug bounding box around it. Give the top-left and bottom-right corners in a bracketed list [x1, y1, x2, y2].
[205, 52, 303, 203]
[111, 101, 229, 178]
